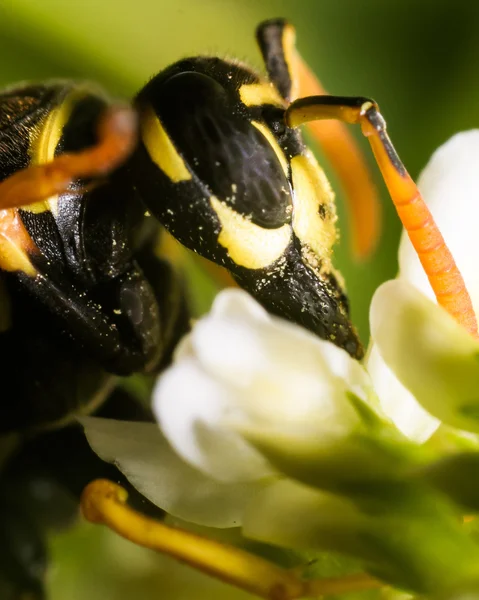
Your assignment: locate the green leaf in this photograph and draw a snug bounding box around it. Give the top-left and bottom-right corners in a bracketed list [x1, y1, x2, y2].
[416, 452, 479, 512]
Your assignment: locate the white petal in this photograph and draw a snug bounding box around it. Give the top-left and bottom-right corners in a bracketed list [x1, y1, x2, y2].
[225, 319, 373, 444]
[231, 370, 360, 449]
[195, 289, 371, 402]
[177, 295, 374, 465]
[155, 286, 375, 491]
[175, 288, 270, 370]
[189, 289, 272, 390]
[210, 288, 270, 322]
[370, 280, 479, 432]
[191, 316, 269, 389]
[80, 416, 263, 528]
[366, 344, 440, 442]
[261, 316, 370, 396]
[153, 360, 275, 483]
[399, 130, 479, 313]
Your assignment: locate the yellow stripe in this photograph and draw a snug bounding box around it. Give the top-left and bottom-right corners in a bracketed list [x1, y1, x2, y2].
[211, 196, 291, 269]
[291, 151, 337, 272]
[140, 106, 191, 183]
[27, 87, 93, 216]
[0, 210, 37, 277]
[251, 120, 289, 178]
[0, 238, 36, 276]
[239, 83, 285, 108]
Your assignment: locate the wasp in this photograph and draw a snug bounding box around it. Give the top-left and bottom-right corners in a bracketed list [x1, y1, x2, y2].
[0, 15, 433, 599]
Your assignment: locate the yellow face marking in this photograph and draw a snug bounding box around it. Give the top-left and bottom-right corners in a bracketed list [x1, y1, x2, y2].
[251, 120, 289, 179]
[281, 23, 298, 100]
[239, 83, 286, 108]
[140, 106, 191, 183]
[291, 151, 338, 273]
[0, 209, 37, 276]
[210, 196, 291, 269]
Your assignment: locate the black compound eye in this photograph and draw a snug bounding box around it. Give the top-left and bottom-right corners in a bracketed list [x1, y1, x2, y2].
[153, 71, 230, 135]
[149, 70, 293, 229]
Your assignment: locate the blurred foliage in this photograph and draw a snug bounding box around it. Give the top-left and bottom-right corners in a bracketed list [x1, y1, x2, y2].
[1, 0, 479, 597]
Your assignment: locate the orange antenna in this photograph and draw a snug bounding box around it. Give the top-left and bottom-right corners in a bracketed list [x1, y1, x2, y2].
[286, 96, 478, 338]
[293, 52, 381, 260]
[0, 105, 137, 211]
[256, 19, 381, 260]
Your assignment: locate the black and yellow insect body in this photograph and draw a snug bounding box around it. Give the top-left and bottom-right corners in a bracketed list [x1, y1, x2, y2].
[0, 18, 364, 438]
[0, 20, 371, 448]
[0, 16, 411, 599]
[131, 54, 362, 358]
[0, 83, 187, 433]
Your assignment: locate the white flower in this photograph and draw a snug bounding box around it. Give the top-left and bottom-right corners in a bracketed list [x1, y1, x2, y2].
[80, 416, 264, 528]
[156, 289, 376, 479]
[368, 130, 479, 440]
[82, 288, 380, 531]
[83, 130, 479, 540]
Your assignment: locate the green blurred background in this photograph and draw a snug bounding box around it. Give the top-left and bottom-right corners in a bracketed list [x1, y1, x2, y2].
[1, 0, 479, 597]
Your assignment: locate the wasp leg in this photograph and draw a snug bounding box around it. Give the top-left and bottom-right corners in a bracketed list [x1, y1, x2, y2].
[0, 105, 137, 211]
[256, 19, 380, 259]
[286, 95, 478, 337]
[134, 244, 190, 370]
[80, 479, 380, 599]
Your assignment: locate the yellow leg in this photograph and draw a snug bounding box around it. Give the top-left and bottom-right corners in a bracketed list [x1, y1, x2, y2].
[81, 479, 381, 600]
[295, 53, 381, 261]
